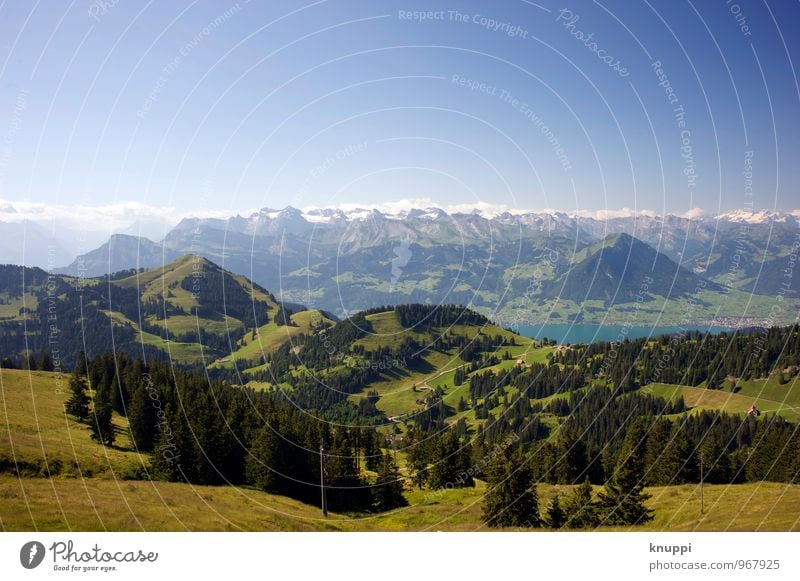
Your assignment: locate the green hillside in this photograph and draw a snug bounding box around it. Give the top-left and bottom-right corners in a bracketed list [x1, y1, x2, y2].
[0, 256, 332, 367]
[641, 379, 800, 422]
[2, 356, 800, 532]
[2, 476, 798, 532]
[0, 369, 146, 478]
[211, 309, 335, 370]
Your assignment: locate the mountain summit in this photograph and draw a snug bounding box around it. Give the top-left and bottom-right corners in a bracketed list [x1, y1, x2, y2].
[549, 233, 718, 305]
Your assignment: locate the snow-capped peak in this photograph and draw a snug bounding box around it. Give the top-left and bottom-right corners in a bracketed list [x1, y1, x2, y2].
[714, 209, 800, 224]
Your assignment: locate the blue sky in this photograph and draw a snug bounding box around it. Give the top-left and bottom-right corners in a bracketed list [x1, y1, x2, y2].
[0, 0, 798, 220]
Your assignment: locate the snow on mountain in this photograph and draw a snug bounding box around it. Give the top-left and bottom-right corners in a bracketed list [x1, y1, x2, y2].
[714, 209, 800, 224]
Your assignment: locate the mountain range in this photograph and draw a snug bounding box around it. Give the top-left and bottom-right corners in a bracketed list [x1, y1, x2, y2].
[16, 205, 798, 325]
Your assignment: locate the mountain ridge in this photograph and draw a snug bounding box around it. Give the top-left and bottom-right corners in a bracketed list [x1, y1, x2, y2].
[49, 206, 800, 324]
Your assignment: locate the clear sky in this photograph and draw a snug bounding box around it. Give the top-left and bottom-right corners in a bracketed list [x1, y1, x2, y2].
[0, 0, 798, 221]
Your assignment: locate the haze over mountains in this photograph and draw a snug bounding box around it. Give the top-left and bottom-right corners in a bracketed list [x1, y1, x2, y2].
[4, 204, 797, 325]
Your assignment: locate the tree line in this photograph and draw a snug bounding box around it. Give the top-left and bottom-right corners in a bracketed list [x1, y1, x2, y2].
[62, 352, 405, 513]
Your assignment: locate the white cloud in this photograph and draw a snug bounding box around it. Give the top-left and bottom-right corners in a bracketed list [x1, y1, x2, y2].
[679, 207, 706, 219]
[0, 198, 179, 231]
[0, 198, 253, 236]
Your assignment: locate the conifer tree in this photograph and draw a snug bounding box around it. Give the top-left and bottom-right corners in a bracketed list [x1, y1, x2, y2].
[151, 403, 195, 482]
[699, 433, 731, 484]
[64, 367, 90, 422]
[326, 429, 369, 511]
[76, 351, 88, 376]
[428, 430, 473, 489]
[362, 429, 381, 472]
[90, 386, 115, 446]
[127, 382, 158, 452]
[245, 424, 286, 493]
[598, 422, 653, 525]
[555, 428, 589, 484]
[37, 351, 54, 371]
[645, 418, 690, 486]
[482, 445, 540, 528]
[406, 441, 428, 490]
[372, 452, 407, 511]
[545, 493, 566, 529]
[563, 477, 598, 529]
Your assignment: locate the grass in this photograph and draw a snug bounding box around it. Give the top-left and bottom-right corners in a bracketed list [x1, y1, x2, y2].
[210, 309, 333, 368]
[1, 368, 799, 532]
[99, 309, 214, 364]
[146, 314, 243, 336]
[137, 331, 210, 364]
[114, 255, 202, 313]
[0, 369, 147, 479]
[0, 292, 37, 320]
[641, 382, 800, 422]
[729, 374, 800, 407]
[346, 310, 550, 421]
[0, 475, 341, 531]
[1, 476, 797, 531]
[365, 350, 463, 419]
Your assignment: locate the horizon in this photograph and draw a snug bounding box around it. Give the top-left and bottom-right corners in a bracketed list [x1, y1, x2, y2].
[3, 196, 800, 229]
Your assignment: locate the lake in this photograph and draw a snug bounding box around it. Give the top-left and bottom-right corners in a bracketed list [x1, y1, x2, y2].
[514, 324, 734, 345]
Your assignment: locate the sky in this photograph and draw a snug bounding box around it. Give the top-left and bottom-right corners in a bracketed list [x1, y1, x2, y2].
[0, 0, 798, 229]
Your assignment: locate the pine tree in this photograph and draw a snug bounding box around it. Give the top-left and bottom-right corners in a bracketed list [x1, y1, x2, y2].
[598, 422, 653, 525]
[76, 351, 88, 376]
[645, 418, 690, 486]
[37, 351, 54, 371]
[372, 452, 407, 511]
[555, 428, 589, 484]
[545, 493, 566, 529]
[90, 387, 115, 446]
[245, 424, 286, 494]
[64, 368, 90, 422]
[428, 430, 473, 489]
[151, 403, 196, 482]
[362, 429, 381, 472]
[127, 382, 158, 452]
[482, 445, 540, 528]
[406, 440, 428, 490]
[699, 433, 731, 484]
[562, 477, 599, 529]
[326, 429, 369, 511]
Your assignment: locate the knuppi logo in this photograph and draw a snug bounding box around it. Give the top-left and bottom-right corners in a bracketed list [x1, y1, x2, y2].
[20, 541, 46, 569]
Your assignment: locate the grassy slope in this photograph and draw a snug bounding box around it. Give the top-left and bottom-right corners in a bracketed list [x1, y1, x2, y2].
[0, 369, 146, 478]
[210, 309, 334, 369]
[1, 476, 798, 532]
[1, 368, 798, 532]
[0, 292, 38, 320]
[642, 377, 800, 422]
[348, 311, 552, 420]
[101, 309, 208, 364]
[100, 256, 290, 364]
